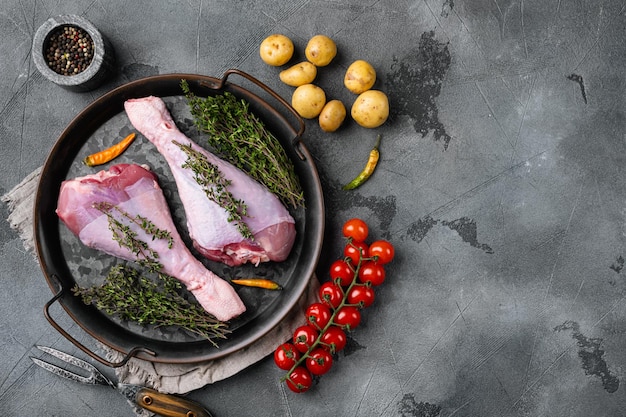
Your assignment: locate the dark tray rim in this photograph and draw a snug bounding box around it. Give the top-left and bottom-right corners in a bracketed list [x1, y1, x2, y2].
[33, 71, 324, 365]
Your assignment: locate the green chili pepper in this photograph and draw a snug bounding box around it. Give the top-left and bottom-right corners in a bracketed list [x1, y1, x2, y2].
[343, 134, 382, 190]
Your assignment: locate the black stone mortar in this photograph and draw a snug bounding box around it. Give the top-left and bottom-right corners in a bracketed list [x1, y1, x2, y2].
[32, 15, 115, 92]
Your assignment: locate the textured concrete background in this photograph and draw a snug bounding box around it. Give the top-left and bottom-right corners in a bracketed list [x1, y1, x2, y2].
[1, 1, 626, 416]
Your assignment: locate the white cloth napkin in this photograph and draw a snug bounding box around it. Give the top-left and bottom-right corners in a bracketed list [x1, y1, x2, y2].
[2, 168, 318, 416]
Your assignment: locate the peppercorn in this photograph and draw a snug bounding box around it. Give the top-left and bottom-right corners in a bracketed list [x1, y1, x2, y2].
[44, 25, 94, 76]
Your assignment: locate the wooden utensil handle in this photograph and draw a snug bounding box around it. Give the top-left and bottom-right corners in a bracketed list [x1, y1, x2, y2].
[136, 387, 213, 417]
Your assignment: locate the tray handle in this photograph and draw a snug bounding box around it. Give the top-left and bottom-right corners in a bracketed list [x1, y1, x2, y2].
[43, 274, 156, 368]
[204, 68, 308, 160]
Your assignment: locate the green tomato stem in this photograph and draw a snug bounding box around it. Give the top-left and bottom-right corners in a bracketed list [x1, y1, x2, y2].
[282, 239, 374, 379]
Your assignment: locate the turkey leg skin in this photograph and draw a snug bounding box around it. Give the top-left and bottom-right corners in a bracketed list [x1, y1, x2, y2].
[56, 163, 246, 322]
[124, 96, 296, 267]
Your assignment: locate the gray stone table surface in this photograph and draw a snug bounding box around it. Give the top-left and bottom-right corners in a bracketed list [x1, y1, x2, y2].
[1, 1, 626, 416]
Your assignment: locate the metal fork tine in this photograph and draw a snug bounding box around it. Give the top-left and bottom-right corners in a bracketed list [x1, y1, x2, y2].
[33, 345, 114, 386]
[36, 345, 94, 372]
[31, 356, 96, 385]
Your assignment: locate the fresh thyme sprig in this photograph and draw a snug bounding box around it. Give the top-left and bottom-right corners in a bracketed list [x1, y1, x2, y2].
[173, 140, 253, 239]
[73, 265, 230, 345]
[181, 80, 304, 208]
[94, 201, 174, 272]
[74, 202, 230, 343]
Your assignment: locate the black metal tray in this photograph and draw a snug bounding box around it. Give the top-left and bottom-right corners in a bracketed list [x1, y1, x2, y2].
[34, 70, 324, 366]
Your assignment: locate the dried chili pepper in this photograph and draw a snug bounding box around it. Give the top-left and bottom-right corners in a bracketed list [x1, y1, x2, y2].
[231, 278, 283, 290]
[83, 132, 136, 167]
[343, 134, 381, 190]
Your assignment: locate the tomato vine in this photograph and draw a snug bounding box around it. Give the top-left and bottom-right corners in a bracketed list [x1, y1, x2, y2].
[274, 218, 395, 393]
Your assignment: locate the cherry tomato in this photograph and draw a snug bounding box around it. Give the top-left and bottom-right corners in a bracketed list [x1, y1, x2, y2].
[274, 342, 301, 370]
[342, 218, 368, 242]
[286, 366, 313, 393]
[292, 325, 318, 353]
[320, 326, 347, 353]
[306, 302, 332, 330]
[358, 261, 386, 286]
[334, 306, 361, 330]
[368, 240, 395, 264]
[305, 347, 333, 376]
[344, 241, 369, 266]
[330, 259, 354, 286]
[347, 285, 375, 308]
[318, 281, 344, 309]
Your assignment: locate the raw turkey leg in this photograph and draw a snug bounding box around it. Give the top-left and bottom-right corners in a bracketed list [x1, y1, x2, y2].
[56, 163, 246, 321]
[124, 96, 296, 267]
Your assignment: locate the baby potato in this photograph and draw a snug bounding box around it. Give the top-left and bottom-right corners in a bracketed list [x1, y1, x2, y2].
[344, 60, 376, 94]
[305, 35, 337, 67]
[292, 84, 326, 119]
[351, 90, 389, 128]
[259, 34, 294, 66]
[279, 61, 318, 87]
[319, 100, 347, 132]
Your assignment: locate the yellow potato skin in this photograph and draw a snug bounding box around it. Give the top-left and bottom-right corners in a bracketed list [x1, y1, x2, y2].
[351, 90, 389, 128]
[279, 61, 318, 87]
[318, 100, 347, 132]
[344, 60, 377, 94]
[305, 35, 337, 67]
[292, 84, 327, 119]
[259, 34, 294, 66]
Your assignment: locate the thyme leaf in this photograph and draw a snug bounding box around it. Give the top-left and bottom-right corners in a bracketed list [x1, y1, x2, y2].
[181, 79, 304, 208]
[173, 140, 253, 239]
[93, 201, 174, 272]
[73, 265, 230, 345]
[75, 203, 230, 344]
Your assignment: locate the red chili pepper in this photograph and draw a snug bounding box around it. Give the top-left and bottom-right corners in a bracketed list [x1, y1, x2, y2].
[231, 278, 282, 290]
[83, 133, 136, 167]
